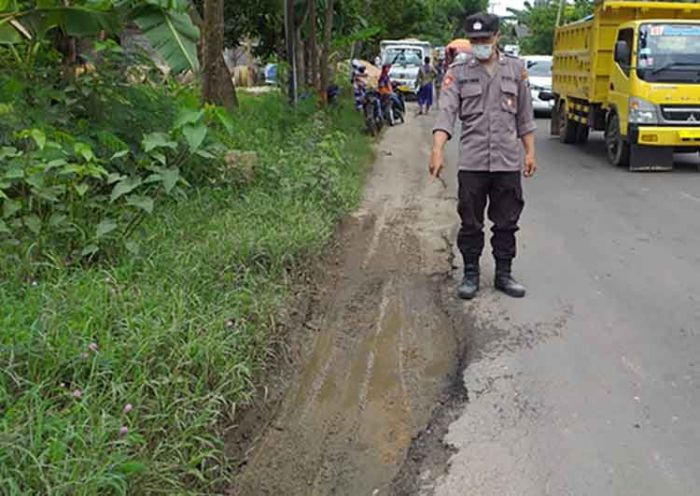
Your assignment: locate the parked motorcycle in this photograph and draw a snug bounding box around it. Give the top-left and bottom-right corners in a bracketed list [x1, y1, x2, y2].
[326, 84, 340, 105]
[363, 89, 384, 136]
[386, 82, 406, 125]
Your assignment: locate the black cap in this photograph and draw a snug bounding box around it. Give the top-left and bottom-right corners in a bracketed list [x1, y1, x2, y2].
[465, 12, 500, 39]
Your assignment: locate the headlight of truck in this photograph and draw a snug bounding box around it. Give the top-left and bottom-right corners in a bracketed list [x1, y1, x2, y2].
[629, 97, 658, 124]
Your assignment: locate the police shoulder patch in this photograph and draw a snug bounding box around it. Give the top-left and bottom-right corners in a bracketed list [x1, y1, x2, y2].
[443, 72, 455, 89]
[521, 66, 529, 81]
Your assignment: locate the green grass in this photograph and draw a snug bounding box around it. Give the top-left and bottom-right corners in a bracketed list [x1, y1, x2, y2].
[0, 94, 372, 494]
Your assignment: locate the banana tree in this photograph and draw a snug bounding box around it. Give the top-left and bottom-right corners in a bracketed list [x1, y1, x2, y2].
[0, 0, 200, 73]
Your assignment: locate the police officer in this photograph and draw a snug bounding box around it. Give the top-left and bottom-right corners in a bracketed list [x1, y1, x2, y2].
[430, 12, 538, 299]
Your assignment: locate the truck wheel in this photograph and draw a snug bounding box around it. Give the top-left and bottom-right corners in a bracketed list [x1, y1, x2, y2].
[558, 102, 578, 144]
[605, 113, 630, 167]
[550, 104, 560, 136]
[364, 102, 378, 136]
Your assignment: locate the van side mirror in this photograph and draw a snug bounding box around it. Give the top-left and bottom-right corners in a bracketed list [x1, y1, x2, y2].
[614, 41, 631, 66]
[538, 91, 555, 102]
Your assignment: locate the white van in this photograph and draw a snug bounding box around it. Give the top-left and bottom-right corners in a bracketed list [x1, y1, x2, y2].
[379, 39, 431, 95]
[522, 55, 554, 115]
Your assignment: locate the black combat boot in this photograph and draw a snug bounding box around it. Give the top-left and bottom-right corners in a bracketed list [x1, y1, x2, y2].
[457, 261, 480, 300]
[494, 259, 526, 298]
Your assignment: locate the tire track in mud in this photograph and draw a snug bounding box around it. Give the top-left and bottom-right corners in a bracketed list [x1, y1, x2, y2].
[229, 116, 466, 496]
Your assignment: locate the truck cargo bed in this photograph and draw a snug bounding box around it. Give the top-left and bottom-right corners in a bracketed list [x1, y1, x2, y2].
[553, 0, 700, 105]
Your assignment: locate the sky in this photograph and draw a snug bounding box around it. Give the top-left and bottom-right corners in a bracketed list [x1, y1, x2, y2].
[490, 0, 527, 16]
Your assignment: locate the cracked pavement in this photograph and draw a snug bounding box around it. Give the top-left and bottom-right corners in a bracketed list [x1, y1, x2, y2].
[425, 120, 700, 496]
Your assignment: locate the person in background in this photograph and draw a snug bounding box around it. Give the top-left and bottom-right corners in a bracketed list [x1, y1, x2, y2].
[378, 63, 403, 122]
[435, 57, 445, 105]
[416, 56, 436, 115]
[378, 63, 392, 94]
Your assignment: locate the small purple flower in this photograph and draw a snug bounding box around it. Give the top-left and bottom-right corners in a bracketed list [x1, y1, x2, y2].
[119, 426, 129, 436]
[123, 403, 133, 414]
[88, 342, 99, 352]
[72, 389, 82, 399]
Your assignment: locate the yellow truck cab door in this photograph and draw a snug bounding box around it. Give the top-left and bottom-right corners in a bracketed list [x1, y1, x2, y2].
[609, 27, 634, 136]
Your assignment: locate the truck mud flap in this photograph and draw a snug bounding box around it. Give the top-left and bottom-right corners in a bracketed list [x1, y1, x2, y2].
[629, 145, 673, 172]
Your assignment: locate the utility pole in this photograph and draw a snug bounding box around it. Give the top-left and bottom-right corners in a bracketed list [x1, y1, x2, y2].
[555, 0, 566, 28]
[284, 0, 297, 105]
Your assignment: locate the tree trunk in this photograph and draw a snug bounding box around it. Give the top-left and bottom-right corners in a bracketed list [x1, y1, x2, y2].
[308, 0, 319, 90]
[319, 0, 334, 104]
[304, 39, 311, 87]
[284, 0, 297, 104]
[295, 26, 306, 91]
[53, 30, 79, 80]
[202, 0, 237, 110]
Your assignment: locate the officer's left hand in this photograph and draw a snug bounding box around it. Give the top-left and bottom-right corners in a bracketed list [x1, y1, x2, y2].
[524, 153, 537, 177]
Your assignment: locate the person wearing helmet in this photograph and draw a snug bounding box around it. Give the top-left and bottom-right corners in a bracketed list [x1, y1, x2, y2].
[352, 61, 368, 110]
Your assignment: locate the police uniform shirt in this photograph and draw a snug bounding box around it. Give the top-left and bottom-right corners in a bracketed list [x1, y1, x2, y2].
[433, 53, 537, 172]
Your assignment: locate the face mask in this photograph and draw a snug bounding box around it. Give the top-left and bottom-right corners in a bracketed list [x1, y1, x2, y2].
[472, 43, 493, 61]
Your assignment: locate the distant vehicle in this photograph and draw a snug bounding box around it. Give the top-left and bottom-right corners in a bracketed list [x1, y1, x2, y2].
[522, 55, 553, 115]
[264, 63, 277, 85]
[551, 0, 700, 170]
[379, 39, 432, 95]
[434, 46, 446, 62]
[503, 44, 520, 57]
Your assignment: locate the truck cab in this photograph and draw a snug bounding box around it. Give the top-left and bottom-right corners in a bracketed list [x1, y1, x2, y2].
[379, 40, 431, 95]
[552, 1, 700, 170]
[609, 20, 700, 167]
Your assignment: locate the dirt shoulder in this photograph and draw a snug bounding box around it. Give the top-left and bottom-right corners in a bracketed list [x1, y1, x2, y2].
[227, 112, 469, 495]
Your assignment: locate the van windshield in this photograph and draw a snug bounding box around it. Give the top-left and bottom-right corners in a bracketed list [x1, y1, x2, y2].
[526, 60, 552, 77]
[637, 23, 700, 83]
[383, 48, 422, 67]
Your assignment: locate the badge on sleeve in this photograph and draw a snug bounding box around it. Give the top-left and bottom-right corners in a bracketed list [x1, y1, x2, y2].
[521, 67, 529, 81]
[443, 72, 455, 88]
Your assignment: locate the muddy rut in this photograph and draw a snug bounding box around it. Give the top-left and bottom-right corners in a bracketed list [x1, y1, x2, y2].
[231, 115, 464, 495]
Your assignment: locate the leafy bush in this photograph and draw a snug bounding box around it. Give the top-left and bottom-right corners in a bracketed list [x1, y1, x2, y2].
[1, 90, 371, 493]
[0, 42, 233, 268]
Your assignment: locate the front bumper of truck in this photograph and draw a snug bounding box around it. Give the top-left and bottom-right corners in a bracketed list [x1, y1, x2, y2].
[631, 126, 700, 147]
[626, 125, 700, 171]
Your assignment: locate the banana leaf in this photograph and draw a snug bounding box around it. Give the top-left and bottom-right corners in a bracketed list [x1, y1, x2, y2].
[0, 20, 23, 43]
[0, 2, 200, 74]
[0, 5, 120, 41]
[132, 5, 199, 74]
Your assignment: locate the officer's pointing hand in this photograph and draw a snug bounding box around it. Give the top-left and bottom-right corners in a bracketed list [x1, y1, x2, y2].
[524, 153, 537, 177]
[429, 149, 444, 178]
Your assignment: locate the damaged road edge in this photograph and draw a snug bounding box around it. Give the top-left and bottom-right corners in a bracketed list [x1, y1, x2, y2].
[389, 280, 475, 496]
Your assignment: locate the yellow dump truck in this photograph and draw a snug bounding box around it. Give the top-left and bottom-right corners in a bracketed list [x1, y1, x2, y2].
[551, 0, 700, 170]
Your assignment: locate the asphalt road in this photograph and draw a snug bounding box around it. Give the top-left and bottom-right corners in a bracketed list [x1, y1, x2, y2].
[429, 119, 700, 495]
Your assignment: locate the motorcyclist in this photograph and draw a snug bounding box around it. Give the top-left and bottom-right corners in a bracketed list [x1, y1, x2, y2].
[378, 64, 404, 123]
[378, 64, 392, 94]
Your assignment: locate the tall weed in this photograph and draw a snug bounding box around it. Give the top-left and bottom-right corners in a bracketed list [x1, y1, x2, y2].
[1, 88, 371, 493]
